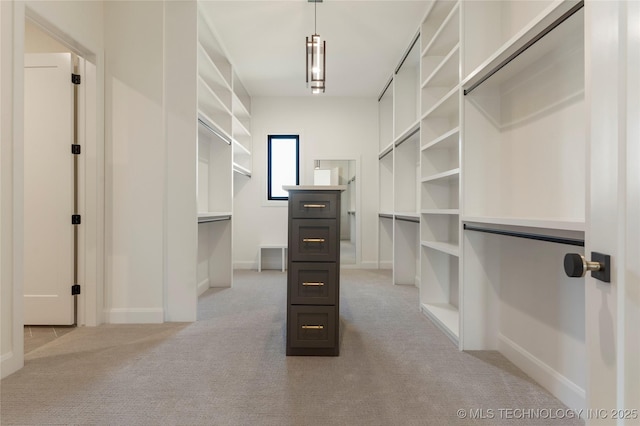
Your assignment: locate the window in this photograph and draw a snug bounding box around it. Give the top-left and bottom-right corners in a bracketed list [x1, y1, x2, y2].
[267, 135, 299, 200]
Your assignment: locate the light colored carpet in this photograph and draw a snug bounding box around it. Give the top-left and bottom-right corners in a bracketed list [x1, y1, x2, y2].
[1, 269, 582, 425]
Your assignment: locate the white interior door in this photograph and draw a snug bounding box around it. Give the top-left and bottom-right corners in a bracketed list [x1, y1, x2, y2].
[24, 52, 74, 325]
[586, 1, 640, 419]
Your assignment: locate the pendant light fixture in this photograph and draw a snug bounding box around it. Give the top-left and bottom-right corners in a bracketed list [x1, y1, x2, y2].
[306, 0, 325, 94]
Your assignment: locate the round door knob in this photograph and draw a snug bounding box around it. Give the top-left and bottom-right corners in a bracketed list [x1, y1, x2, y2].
[564, 253, 602, 278]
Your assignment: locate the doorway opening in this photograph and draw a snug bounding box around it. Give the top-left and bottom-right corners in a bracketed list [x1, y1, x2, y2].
[22, 14, 102, 352]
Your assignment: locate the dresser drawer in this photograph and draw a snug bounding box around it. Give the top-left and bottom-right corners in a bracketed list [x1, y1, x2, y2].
[290, 219, 337, 262]
[289, 305, 336, 348]
[289, 191, 339, 219]
[289, 262, 337, 305]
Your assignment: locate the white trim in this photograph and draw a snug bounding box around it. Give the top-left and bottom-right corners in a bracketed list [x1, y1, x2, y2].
[233, 261, 255, 270]
[1, 351, 23, 379]
[358, 261, 379, 269]
[197, 278, 210, 297]
[104, 308, 164, 324]
[498, 333, 585, 412]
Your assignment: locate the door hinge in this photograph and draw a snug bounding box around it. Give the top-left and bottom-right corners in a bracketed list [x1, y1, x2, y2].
[71, 144, 81, 155]
[72, 214, 81, 225]
[71, 73, 81, 85]
[71, 284, 81, 295]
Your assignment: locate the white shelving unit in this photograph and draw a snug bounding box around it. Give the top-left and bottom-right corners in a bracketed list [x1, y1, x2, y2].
[197, 8, 252, 296]
[418, 0, 461, 343]
[460, 0, 587, 410]
[378, 79, 394, 270]
[376, 32, 421, 282]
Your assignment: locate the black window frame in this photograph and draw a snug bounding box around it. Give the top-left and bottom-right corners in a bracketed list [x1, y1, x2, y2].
[267, 134, 300, 201]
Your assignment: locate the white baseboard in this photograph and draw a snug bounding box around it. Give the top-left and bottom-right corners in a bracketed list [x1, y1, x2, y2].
[378, 261, 392, 269]
[104, 308, 164, 324]
[498, 333, 585, 412]
[1, 351, 23, 379]
[233, 261, 254, 270]
[197, 278, 210, 296]
[359, 261, 378, 269]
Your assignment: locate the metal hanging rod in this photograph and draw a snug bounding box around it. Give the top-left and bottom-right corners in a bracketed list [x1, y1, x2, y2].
[378, 76, 393, 102]
[378, 213, 394, 220]
[463, 224, 584, 247]
[198, 117, 231, 145]
[463, 0, 584, 96]
[395, 214, 420, 224]
[378, 144, 393, 160]
[198, 215, 232, 224]
[395, 31, 421, 75]
[395, 127, 420, 147]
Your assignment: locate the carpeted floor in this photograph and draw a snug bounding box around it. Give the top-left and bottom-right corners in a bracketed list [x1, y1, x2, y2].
[1, 269, 583, 425]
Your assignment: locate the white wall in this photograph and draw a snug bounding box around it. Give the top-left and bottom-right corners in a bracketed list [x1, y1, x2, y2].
[233, 97, 378, 269]
[1, 0, 104, 379]
[104, 1, 198, 323]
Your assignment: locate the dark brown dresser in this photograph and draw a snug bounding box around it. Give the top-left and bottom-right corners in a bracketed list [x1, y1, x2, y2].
[284, 186, 345, 356]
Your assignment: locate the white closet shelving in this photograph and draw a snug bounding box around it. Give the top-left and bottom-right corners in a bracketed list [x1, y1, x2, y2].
[461, 0, 586, 410]
[378, 79, 394, 270]
[418, 0, 461, 342]
[197, 8, 252, 295]
[376, 32, 421, 283]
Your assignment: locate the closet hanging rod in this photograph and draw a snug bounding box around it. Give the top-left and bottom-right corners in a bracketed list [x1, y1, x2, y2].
[395, 127, 420, 147]
[395, 215, 420, 224]
[378, 144, 393, 160]
[197, 117, 231, 145]
[378, 213, 394, 220]
[463, 224, 584, 247]
[395, 31, 420, 75]
[377, 76, 393, 102]
[463, 0, 584, 96]
[198, 215, 231, 224]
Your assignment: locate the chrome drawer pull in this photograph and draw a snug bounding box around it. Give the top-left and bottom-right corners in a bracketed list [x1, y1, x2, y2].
[303, 204, 326, 208]
[302, 282, 325, 286]
[301, 325, 324, 330]
[303, 238, 325, 243]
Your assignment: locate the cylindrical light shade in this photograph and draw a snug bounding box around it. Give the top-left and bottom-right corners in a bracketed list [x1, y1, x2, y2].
[306, 34, 325, 93]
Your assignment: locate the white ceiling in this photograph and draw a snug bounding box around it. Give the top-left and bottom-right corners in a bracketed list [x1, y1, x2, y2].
[199, 1, 432, 98]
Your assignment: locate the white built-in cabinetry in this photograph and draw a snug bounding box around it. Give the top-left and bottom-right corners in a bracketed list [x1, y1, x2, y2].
[378, 34, 421, 286]
[460, 0, 586, 410]
[418, 0, 461, 343]
[378, 0, 588, 411]
[197, 9, 252, 295]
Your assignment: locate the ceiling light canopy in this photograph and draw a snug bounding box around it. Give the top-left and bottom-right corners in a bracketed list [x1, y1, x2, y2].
[306, 0, 325, 94]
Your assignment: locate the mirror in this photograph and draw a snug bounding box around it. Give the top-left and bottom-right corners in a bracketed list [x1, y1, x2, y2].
[313, 160, 357, 265]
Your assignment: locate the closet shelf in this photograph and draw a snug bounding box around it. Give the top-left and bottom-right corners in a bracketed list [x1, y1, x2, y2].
[198, 76, 232, 117]
[421, 208, 459, 215]
[421, 43, 460, 90]
[420, 303, 459, 342]
[232, 91, 251, 119]
[232, 139, 251, 156]
[232, 115, 251, 137]
[421, 240, 459, 257]
[421, 168, 459, 183]
[422, 127, 459, 151]
[232, 162, 252, 178]
[421, 2, 460, 59]
[461, 216, 585, 232]
[421, 86, 459, 120]
[462, 0, 583, 95]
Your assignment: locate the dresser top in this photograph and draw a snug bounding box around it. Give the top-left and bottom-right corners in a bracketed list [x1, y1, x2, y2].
[283, 185, 346, 192]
